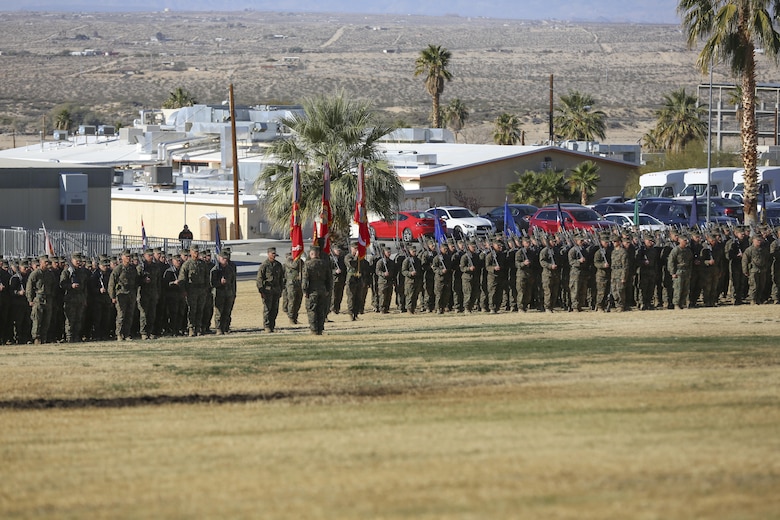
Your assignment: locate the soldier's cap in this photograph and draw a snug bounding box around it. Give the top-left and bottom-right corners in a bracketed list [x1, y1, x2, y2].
[267, 247, 277, 254]
[71, 251, 83, 259]
[121, 249, 131, 257]
[309, 245, 321, 254]
[100, 258, 111, 266]
[456, 239, 465, 245]
[521, 235, 531, 242]
[144, 248, 154, 255]
[203, 249, 211, 256]
[219, 250, 231, 259]
[407, 244, 417, 252]
[20, 260, 30, 268]
[332, 243, 342, 250]
[131, 253, 139, 260]
[350, 241, 359, 247]
[153, 247, 163, 253]
[678, 234, 690, 241]
[467, 239, 478, 246]
[690, 230, 701, 237]
[190, 244, 200, 252]
[427, 239, 436, 246]
[383, 246, 392, 253]
[446, 237, 455, 245]
[611, 235, 622, 242]
[38, 255, 51, 263]
[643, 233, 655, 242]
[492, 238, 503, 245]
[439, 242, 449, 250]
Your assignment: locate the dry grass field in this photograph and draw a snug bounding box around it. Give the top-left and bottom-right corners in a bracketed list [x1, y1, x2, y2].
[1, 279, 779, 519]
[4, 9, 780, 148]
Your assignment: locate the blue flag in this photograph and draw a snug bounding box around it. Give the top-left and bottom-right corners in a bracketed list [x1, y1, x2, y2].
[433, 207, 447, 244]
[214, 220, 222, 257]
[690, 191, 699, 228]
[556, 200, 566, 231]
[503, 198, 519, 237]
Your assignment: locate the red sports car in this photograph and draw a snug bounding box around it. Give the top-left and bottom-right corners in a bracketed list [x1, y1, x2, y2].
[369, 211, 444, 242]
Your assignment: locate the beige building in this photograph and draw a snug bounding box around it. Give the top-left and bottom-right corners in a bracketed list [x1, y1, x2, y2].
[384, 143, 638, 211]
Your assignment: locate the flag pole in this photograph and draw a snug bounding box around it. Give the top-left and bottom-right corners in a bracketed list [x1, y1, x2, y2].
[229, 83, 241, 240]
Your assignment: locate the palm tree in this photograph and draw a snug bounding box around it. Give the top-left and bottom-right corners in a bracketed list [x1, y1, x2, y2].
[445, 98, 469, 142]
[678, 0, 780, 224]
[414, 45, 453, 128]
[508, 170, 570, 206]
[255, 91, 403, 237]
[54, 109, 73, 131]
[554, 90, 607, 141]
[646, 87, 708, 153]
[493, 113, 522, 145]
[162, 87, 197, 109]
[568, 161, 601, 205]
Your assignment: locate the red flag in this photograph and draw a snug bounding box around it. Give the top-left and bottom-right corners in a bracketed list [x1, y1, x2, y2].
[313, 163, 333, 254]
[290, 163, 304, 261]
[354, 163, 371, 260]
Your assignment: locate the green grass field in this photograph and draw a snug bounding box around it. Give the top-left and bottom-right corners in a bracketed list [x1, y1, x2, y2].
[1, 295, 779, 519]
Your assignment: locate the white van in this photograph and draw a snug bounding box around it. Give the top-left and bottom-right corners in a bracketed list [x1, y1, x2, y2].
[677, 167, 740, 199]
[637, 169, 687, 198]
[732, 167, 780, 200]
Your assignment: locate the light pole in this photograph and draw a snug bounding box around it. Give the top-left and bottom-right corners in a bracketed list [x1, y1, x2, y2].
[706, 56, 713, 224]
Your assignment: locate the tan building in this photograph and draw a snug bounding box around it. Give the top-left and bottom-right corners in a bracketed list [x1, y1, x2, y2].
[383, 143, 638, 211]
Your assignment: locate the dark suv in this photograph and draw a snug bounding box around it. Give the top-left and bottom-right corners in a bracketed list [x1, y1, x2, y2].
[641, 199, 738, 226]
[481, 204, 538, 233]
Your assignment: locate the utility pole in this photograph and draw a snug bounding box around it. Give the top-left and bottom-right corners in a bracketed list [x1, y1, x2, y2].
[229, 83, 241, 240]
[548, 74, 554, 145]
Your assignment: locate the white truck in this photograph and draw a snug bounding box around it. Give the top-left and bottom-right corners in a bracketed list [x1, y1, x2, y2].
[677, 167, 740, 200]
[636, 169, 687, 199]
[732, 166, 780, 201]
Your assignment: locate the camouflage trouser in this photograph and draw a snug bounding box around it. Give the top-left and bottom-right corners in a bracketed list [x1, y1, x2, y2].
[31, 300, 52, 342]
[672, 271, 691, 308]
[404, 278, 422, 313]
[746, 269, 768, 304]
[638, 269, 657, 309]
[461, 274, 479, 311]
[12, 302, 32, 344]
[662, 271, 674, 308]
[306, 288, 329, 333]
[452, 274, 464, 311]
[331, 279, 346, 313]
[213, 290, 235, 333]
[137, 292, 159, 337]
[702, 267, 719, 307]
[285, 282, 303, 320]
[595, 271, 610, 311]
[346, 277, 363, 317]
[114, 293, 135, 339]
[487, 275, 506, 312]
[165, 295, 186, 335]
[731, 263, 747, 302]
[261, 291, 281, 331]
[63, 299, 86, 342]
[516, 272, 534, 311]
[542, 271, 560, 311]
[377, 279, 394, 312]
[569, 269, 588, 311]
[611, 269, 627, 310]
[434, 277, 452, 312]
[185, 287, 207, 333]
[689, 268, 707, 307]
[201, 290, 214, 332]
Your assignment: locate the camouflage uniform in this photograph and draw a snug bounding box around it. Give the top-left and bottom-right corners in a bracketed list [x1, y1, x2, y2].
[401, 247, 423, 314]
[460, 243, 484, 313]
[514, 239, 536, 312]
[635, 237, 661, 310]
[485, 241, 509, 313]
[256, 248, 285, 332]
[375, 248, 396, 313]
[431, 245, 454, 313]
[610, 239, 630, 311]
[539, 239, 563, 312]
[211, 252, 237, 334]
[567, 238, 590, 312]
[593, 238, 612, 312]
[60, 256, 90, 342]
[136, 251, 162, 339]
[88, 260, 113, 340]
[667, 238, 694, 309]
[302, 248, 333, 334]
[108, 253, 140, 340]
[26, 258, 59, 344]
[742, 236, 771, 305]
[283, 255, 304, 324]
[178, 247, 211, 336]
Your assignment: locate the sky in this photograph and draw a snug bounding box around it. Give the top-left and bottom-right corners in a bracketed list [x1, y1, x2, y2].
[12, 0, 682, 24]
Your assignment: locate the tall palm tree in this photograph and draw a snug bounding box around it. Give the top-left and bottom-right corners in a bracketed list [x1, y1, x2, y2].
[647, 87, 708, 153]
[508, 170, 570, 206]
[554, 90, 607, 141]
[162, 87, 197, 109]
[414, 45, 453, 128]
[493, 113, 522, 145]
[678, 0, 780, 224]
[445, 98, 469, 142]
[255, 91, 403, 237]
[568, 161, 601, 205]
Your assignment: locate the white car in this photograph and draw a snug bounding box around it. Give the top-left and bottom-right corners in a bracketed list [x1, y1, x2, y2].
[603, 212, 666, 231]
[426, 206, 495, 238]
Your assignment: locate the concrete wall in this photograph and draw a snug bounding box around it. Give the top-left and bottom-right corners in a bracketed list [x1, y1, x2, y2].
[0, 165, 112, 233]
[411, 150, 636, 210]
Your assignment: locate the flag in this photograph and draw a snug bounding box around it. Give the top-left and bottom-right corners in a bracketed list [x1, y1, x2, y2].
[141, 217, 148, 250]
[633, 197, 640, 228]
[761, 189, 767, 225]
[313, 163, 333, 254]
[290, 163, 304, 261]
[353, 163, 371, 260]
[214, 217, 222, 258]
[690, 191, 699, 228]
[41, 221, 55, 257]
[556, 200, 566, 232]
[503, 197, 519, 237]
[433, 207, 447, 244]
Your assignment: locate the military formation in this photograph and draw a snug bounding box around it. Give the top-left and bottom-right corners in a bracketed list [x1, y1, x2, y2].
[1, 224, 778, 344]
[0, 244, 236, 345]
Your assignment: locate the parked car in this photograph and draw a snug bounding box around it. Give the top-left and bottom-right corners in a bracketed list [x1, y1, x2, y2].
[481, 204, 538, 233]
[602, 212, 667, 231]
[589, 196, 628, 208]
[591, 201, 635, 215]
[763, 202, 780, 225]
[641, 199, 738, 226]
[529, 203, 618, 234]
[426, 206, 495, 238]
[368, 211, 445, 242]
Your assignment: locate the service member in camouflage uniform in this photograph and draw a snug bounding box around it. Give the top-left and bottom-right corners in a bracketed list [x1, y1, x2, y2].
[401, 245, 423, 314]
[60, 252, 89, 342]
[256, 247, 285, 332]
[162, 256, 186, 336]
[742, 234, 770, 305]
[108, 250, 140, 341]
[302, 245, 333, 335]
[211, 250, 237, 334]
[9, 260, 32, 344]
[485, 239, 509, 313]
[375, 246, 396, 313]
[88, 258, 113, 340]
[567, 234, 590, 312]
[610, 236, 630, 312]
[178, 244, 211, 336]
[514, 236, 535, 312]
[431, 242, 453, 314]
[726, 227, 749, 304]
[667, 234, 694, 310]
[330, 243, 347, 314]
[26, 256, 59, 344]
[283, 251, 304, 324]
[137, 248, 162, 340]
[460, 240, 483, 313]
[539, 236, 563, 313]
[636, 233, 660, 310]
[771, 227, 780, 303]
